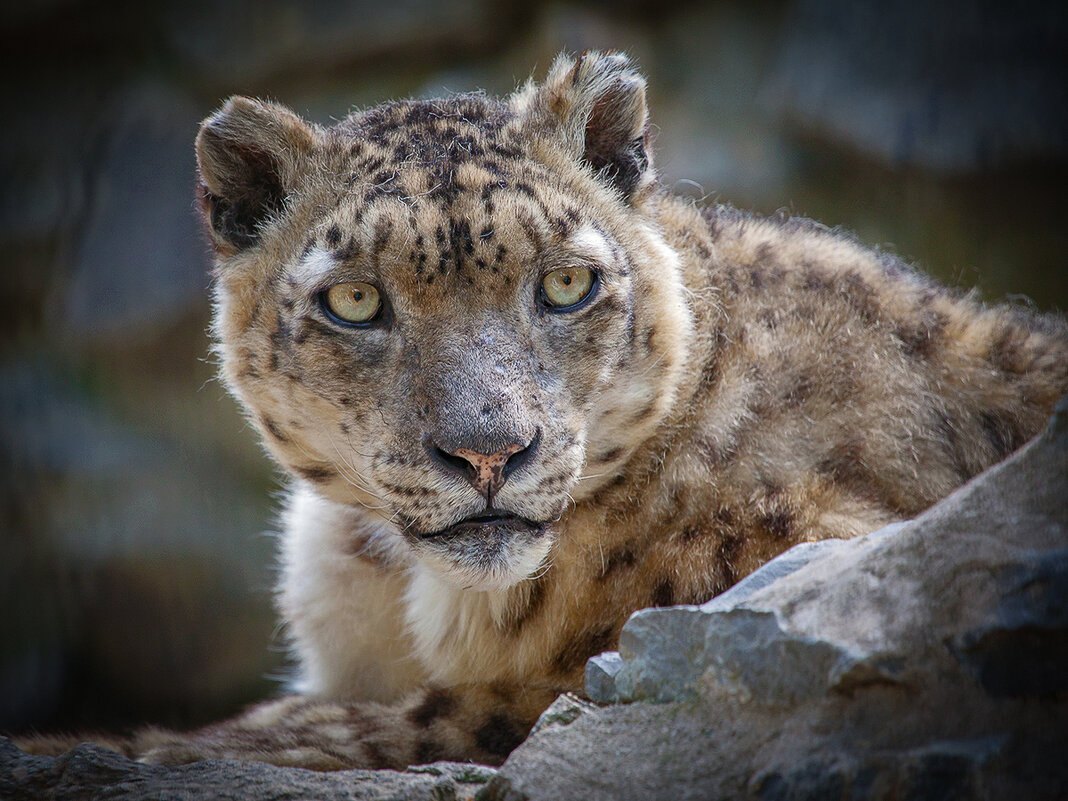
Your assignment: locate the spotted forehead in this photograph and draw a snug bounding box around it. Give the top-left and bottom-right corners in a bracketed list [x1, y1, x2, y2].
[303, 97, 597, 288]
[329, 95, 525, 198]
[339, 95, 518, 155]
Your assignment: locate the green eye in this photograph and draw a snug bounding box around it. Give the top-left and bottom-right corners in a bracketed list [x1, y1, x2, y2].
[542, 266, 596, 309]
[324, 282, 382, 324]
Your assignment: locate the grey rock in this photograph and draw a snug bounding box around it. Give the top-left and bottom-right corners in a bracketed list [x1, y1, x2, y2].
[584, 651, 623, 704]
[951, 547, 1068, 698]
[615, 606, 865, 705]
[0, 739, 493, 801]
[700, 534, 876, 614]
[487, 397, 1068, 799]
[748, 737, 1005, 801]
[605, 522, 909, 705]
[528, 693, 597, 737]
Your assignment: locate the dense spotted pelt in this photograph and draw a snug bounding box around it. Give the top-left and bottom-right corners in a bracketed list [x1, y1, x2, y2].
[20, 52, 1068, 769]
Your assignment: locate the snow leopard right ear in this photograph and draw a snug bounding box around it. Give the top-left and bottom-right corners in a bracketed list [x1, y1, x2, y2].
[519, 51, 653, 200]
[195, 97, 317, 255]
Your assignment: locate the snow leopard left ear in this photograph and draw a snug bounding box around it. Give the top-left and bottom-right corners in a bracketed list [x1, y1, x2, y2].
[519, 51, 652, 200]
[195, 97, 318, 256]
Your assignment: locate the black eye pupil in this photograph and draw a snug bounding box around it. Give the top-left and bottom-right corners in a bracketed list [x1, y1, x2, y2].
[353, 291, 363, 302]
[562, 275, 572, 286]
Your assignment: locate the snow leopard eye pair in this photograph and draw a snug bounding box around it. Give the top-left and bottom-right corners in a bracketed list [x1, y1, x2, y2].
[321, 282, 383, 326]
[322, 267, 598, 326]
[541, 265, 598, 311]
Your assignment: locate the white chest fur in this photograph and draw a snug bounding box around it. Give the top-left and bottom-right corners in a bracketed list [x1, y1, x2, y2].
[403, 565, 515, 686]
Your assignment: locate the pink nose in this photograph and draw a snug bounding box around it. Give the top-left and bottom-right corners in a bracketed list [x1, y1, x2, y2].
[428, 435, 537, 502]
[446, 443, 525, 499]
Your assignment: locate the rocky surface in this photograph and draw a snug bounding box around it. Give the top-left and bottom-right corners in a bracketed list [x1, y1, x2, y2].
[0, 739, 495, 801]
[485, 396, 1068, 800]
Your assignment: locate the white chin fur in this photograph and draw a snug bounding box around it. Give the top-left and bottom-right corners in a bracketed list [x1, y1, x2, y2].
[417, 535, 552, 591]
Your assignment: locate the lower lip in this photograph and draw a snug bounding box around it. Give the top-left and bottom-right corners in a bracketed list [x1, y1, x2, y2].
[420, 515, 544, 540]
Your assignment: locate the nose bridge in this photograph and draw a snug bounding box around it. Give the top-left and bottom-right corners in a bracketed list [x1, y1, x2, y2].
[420, 318, 534, 455]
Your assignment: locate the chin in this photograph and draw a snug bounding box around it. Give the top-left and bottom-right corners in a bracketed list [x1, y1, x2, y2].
[413, 516, 553, 591]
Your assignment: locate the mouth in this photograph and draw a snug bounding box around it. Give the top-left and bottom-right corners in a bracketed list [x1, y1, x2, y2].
[418, 511, 546, 540]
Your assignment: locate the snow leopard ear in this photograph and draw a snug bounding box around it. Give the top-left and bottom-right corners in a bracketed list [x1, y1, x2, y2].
[195, 97, 317, 254]
[521, 51, 652, 200]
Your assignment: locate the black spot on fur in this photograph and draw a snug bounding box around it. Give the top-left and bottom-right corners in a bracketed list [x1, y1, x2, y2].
[407, 688, 455, 728]
[292, 463, 335, 483]
[414, 738, 445, 765]
[990, 327, 1029, 374]
[716, 533, 744, 588]
[337, 236, 361, 262]
[598, 447, 623, 463]
[713, 506, 734, 526]
[759, 508, 795, 540]
[371, 219, 393, 258]
[679, 525, 705, 543]
[980, 409, 1026, 457]
[754, 241, 775, 265]
[840, 272, 881, 323]
[260, 415, 290, 443]
[630, 400, 657, 424]
[651, 578, 675, 608]
[696, 436, 736, 467]
[297, 316, 344, 342]
[896, 311, 947, 359]
[325, 224, 342, 247]
[361, 740, 390, 768]
[782, 375, 813, 408]
[501, 579, 548, 633]
[379, 481, 429, 498]
[598, 544, 637, 581]
[552, 625, 616, 673]
[474, 714, 526, 760]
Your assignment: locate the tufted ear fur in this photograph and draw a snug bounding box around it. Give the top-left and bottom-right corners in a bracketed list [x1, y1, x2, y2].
[195, 97, 317, 254]
[521, 51, 652, 200]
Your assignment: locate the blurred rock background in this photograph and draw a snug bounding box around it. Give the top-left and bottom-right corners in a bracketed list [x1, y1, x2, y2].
[1, 0, 1066, 738]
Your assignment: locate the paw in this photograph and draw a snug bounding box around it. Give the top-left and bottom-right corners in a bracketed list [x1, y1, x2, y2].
[134, 729, 220, 766]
